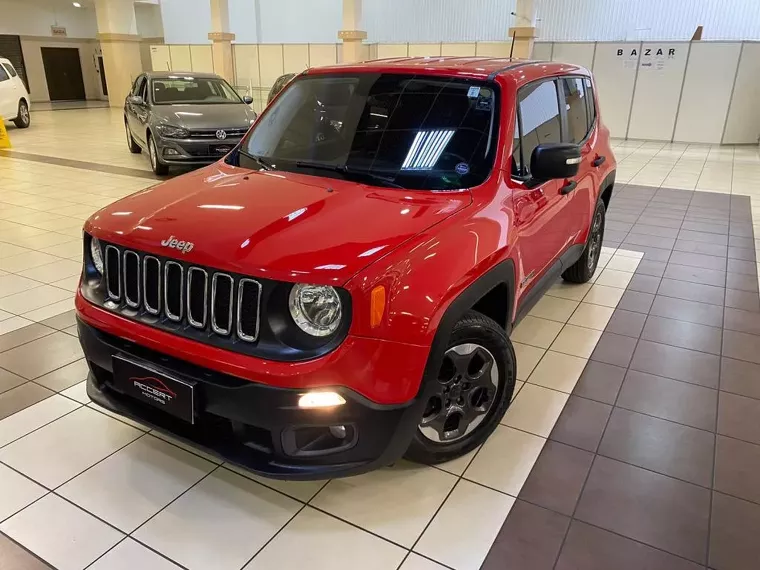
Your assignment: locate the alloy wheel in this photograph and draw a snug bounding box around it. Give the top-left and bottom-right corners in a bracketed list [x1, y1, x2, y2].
[125, 123, 132, 149]
[586, 209, 603, 271]
[419, 343, 499, 443]
[19, 103, 29, 126]
[149, 138, 157, 169]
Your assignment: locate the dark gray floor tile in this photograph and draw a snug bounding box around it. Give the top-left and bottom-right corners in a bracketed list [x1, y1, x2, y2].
[618, 290, 655, 314]
[650, 296, 724, 327]
[556, 521, 703, 570]
[482, 500, 569, 570]
[669, 251, 727, 271]
[599, 408, 715, 487]
[0, 534, 53, 570]
[629, 339, 720, 388]
[642, 216, 684, 229]
[722, 329, 760, 365]
[0, 369, 26, 395]
[635, 260, 667, 277]
[549, 395, 612, 453]
[664, 263, 726, 287]
[607, 220, 633, 233]
[641, 315, 722, 355]
[625, 233, 676, 249]
[623, 244, 673, 262]
[0, 324, 56, 354]
[572, 361, 626, 404]
[0, 383, 54, 420]
[726, 272, 759, 293]
[518, 440, 594, 516]
[714, 435, 760, 504]
[725, 288, 760, 312]
[574, 456, 710, 563]
[603, 239, 621, 249]
[710, 492, 760, 570]
[724, 307, 760, 336]
[608, 212, 640, 224]
[721, 357, 760, 401]
[627, 273, 661, 294]
[617, 369, 717, 431]
[33, 359, 88, 392]
[729, 223, 754, 238]
[718, 392, 760, 445]
[727, 258, 758, 276]
[590, 332, 638, 366]
[728, 246, 758, 262]
[0, 333, 84, 380]
[38, 310, 78, 331]
[631, 224, 680, 238]
[678, 229, 729, 246]
[681, 220, 729, 235]
[728, 235, 755, 249]
[605, 229, 629, 243]
[606, 309, 646, 338]
[658, 278, 725, 306]
[674, 239, 728, 257]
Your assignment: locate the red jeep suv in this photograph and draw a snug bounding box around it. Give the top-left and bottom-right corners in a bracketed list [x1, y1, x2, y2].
[77, 57, 615, 479]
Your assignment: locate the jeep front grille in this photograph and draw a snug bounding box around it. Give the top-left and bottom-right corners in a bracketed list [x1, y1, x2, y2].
[104, 244, 261, 343]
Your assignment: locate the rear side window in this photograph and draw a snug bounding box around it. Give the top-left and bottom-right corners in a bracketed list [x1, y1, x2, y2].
[562, 77, 588, 143]
[514, 80, 561, 176]
[0, 65, 8, 82]
[3, 63, 17, 78]
[585, 77, 596, 128]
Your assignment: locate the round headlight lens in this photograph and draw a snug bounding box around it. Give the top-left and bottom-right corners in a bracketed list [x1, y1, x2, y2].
[90, 237, 104, 274]
[288, 284, 342, 337]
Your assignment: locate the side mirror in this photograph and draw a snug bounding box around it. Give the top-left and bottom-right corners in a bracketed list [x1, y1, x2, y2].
[128, 95, 145, 106]
[529, 143, 581, 183]
[243, 95, 253, 105]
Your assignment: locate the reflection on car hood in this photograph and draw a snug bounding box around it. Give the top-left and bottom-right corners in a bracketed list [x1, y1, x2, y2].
[85, 162, 471, 285]
[152, 103, 255, 130]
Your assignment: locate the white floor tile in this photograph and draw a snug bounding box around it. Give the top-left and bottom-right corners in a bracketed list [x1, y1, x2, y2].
[546, 281, 593, 301]
[435, 446, 481, 477]
[60, 381, 90, 404]
[502, 383, 569, 438]
[244, 507, 406, 570]
[0, 463, 47, 522]
[0, 316, 35, 335]
[399, 553, 450, 570]
[415, 479, 514, 570]
[134, 468, 301, 570]
[149, 429, 223, 464]
[527, 350, 587, 393]
[550, 324, 604, 358]
[311, 461, 456, 548]
[88, 538, 183, 570]
[224, 463, 327, 503]
[464, 425, 545, 496]
[0, 494, 124, 570]
[582, 284, 626, 308]
[58, 435, 216, 532]
[87, 402, 150, 431]
[0, 395, 80, 448]
[568, 303, 615, 331]
[510, 316, 563, 349]
[605, 254, 642, 272]
[527, 295, 579, 323]
[512, 341, 545, 381]
[0, 406, 142, 488]
[595, 268, 634, 289]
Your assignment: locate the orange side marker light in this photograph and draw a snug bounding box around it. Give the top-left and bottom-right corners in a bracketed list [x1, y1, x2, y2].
[370, 286, 386, 327]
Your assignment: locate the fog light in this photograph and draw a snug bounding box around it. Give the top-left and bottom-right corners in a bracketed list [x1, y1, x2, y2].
[298, 391, 346, 409]
[329, 425, 347, 439]
[163, 148, 180, 156]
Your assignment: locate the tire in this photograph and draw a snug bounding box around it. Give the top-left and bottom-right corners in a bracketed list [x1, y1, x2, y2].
[147, 134, 169, 175]
[562, 198, 606, 283]
[125, 120, 141, 154]
[405, 311, 517, 465]
[13, 100, 30, 129]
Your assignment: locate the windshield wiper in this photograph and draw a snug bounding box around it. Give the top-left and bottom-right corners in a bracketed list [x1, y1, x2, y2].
[239, 150, 275, 171]
[294, 161, 404, 189]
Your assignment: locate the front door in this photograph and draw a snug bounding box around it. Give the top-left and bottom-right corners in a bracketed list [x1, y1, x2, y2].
[40, 47, 86, 101]
[0, 64, 14, 119]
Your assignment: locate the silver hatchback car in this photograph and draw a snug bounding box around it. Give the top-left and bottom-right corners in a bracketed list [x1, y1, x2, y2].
[124, 71, 257, 175]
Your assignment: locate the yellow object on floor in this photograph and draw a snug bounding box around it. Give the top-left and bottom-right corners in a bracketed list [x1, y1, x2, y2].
[0, 116, 11, 148]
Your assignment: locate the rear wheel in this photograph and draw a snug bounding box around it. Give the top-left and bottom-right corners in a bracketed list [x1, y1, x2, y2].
[13, 100, 29, 128]
[562, 198, 606, 283]
[147, 134, 169, 176]
[125, 120, 141, 154]
[405, 311, 516, 464]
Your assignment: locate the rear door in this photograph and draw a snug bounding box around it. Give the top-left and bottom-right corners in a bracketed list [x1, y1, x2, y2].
[510, 78, 573, 296]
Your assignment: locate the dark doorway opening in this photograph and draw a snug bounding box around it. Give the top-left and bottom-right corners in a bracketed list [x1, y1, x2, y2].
[0, 35, 28, 91]
[98, 55, 108, 96]
[41, 47, 86, 101]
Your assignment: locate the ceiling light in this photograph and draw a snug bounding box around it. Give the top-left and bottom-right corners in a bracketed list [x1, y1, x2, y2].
[73, 2, 81, 7]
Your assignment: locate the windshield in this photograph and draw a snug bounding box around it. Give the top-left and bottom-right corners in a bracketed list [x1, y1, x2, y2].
[151, 76, 242, 105]
[236, 73, 499, 190]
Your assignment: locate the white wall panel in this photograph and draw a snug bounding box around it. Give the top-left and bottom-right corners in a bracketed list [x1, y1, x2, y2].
[308, 44, 339, 68]
[723, 43, 760, 144]
[150, 45, 172, 72]
[591, 43, 640, 138]
[233, 44, 260, 87]
[475, 42, 511, 57]
[376, 44, 408, 59]
[283, 44, 309, 73]
[408, 44, 442, 57]
[551, 42, 595, 69]
[169, 45, 192, 71]
[627, 42, 689, 140]
[190, 45, 214, 73]
[441, 43, 476, 56]
[532, 42, 553, 60]
[258, 44, 284, 88]
[674, 42, 741, 143]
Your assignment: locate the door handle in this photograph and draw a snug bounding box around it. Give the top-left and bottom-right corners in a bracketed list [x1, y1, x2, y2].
[592, 155, 606, 167]
[560, 180, 577, 195]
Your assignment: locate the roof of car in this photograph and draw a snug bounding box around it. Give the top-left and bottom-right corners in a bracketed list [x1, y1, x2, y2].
[304, 56, 589, 83]
[144, 71, 221, 79]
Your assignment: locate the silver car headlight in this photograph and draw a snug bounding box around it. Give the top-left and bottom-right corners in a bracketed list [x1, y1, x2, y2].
[288, 284, 342, 337]
[90, 236, 104, 274]
[156, 124, 189, 138]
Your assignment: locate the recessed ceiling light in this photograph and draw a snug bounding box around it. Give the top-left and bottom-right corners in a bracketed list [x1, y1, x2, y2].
[73, 2, 81, 7]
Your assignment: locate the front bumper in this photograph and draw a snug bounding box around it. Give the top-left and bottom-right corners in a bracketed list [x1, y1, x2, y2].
[155, 136, 242, 164]
[79, 319, 432, 480]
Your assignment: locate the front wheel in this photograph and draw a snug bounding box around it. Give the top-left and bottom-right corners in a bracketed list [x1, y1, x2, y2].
[147, 134, 169, 176]
[562, 198, 606, 283]
[13, 100, 30, 128]
[405, 311, 516, 464]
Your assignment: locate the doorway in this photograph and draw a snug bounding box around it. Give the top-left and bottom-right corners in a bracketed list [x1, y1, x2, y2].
[41, 47, 86, 101]
[97, 55, 108, 97]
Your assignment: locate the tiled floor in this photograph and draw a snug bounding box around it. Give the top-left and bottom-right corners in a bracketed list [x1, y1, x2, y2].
[1, 111, 760, 570]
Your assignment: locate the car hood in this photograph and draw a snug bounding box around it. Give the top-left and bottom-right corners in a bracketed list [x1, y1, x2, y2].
[85, 163, 471, 285]
[152, 103, 255, 129]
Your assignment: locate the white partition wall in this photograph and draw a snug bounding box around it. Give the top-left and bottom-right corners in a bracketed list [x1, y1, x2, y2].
[150, 45, 171, 71]
[551, 42, 595, 69]
[627, 42, 689, 140]
[376, 44, 408, 58]
[591, 43, 641, 138]
[168, 45, 192, 71]
[723, 42, 760, 144]
[674, 42, 741, 143]
[408, 43, 442, 57]
[189, 45, 214, 73]
[532, 42, 553, 60]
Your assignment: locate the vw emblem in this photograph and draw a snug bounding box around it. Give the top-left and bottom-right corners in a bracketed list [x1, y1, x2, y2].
[215, 130, 227, 140]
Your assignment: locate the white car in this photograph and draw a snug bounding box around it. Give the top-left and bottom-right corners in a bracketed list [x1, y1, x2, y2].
[0, 57, 30, 129]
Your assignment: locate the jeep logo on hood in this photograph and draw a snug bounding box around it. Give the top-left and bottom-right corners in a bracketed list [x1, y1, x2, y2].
[160, 235, 194, 254]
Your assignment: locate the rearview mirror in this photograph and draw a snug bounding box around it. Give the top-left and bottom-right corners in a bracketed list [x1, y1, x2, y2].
[243, 95, 253, 105]
[529, 143, 581, 183]
[128, 95, 145, 106]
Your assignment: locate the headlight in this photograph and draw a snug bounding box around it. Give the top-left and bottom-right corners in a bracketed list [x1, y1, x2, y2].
[156, 124, 189, 138]
[90, 236, 104, 274]
[288, 284, 342, 337]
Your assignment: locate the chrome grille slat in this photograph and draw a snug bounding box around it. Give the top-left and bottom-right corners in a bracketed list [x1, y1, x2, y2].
[143, 256, 161, 315]
[105, 245, 121, 301]
[187, 267, 208, 329]
[123, 251, 141, 308]
[237, 278, 262, 342]
[164, 261, 184, 322]
[211, 273, 234, 335]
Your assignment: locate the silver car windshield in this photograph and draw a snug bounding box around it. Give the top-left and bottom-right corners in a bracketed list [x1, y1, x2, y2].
[151, 76, 242, 105]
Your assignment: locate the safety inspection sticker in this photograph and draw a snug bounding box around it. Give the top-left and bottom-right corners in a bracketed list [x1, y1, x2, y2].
[467, 86, 481, 98]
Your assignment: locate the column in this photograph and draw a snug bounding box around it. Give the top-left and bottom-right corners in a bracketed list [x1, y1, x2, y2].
[94, 0, 143, 107]
[508, 0, 538, 59]
[338, 0, 367, 63]
[209, 0, 235, 83]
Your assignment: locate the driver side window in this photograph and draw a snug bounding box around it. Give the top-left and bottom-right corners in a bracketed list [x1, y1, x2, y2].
[131, 76, 145, 96]
[513, 80, 562, 177]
